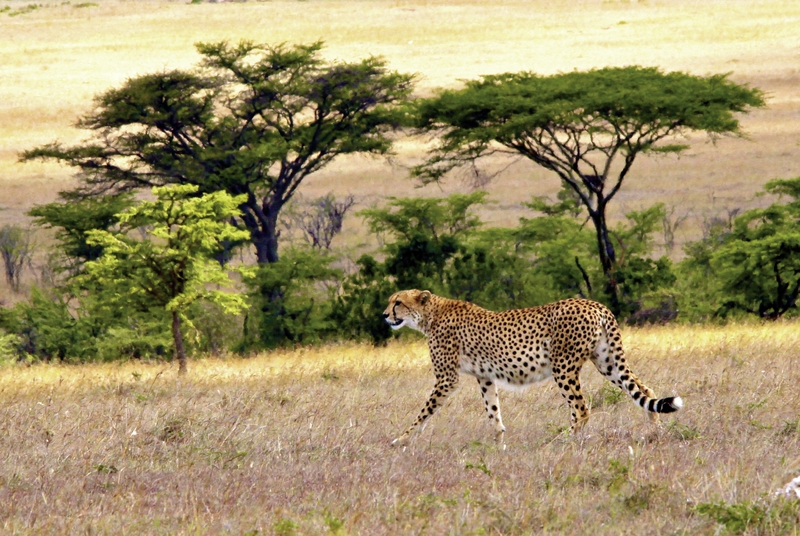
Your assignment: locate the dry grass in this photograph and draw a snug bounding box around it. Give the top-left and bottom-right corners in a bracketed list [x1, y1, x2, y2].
[1, 323, 799, 534]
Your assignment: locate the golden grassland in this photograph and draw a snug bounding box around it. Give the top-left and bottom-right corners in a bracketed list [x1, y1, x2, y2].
[1, 322, 799, 534]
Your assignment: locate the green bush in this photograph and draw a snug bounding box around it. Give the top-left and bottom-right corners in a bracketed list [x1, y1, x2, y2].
[187, 301, 243, 356]
[242, 248, 341, 350]
[712, 205, 800, 319]
[330, 255, 397, 345]
[695, 499, 800, 534]
[446, 235, 547, 310]
[0, 332, 20, 365]
[0, 288, 100, 362]
[677, 177, 800, 321]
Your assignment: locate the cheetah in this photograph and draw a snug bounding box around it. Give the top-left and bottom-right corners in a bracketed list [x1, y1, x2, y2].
[383, 289, 683, 446]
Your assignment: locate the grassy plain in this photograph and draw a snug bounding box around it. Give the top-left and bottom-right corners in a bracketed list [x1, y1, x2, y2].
[1, 323, 800, 534]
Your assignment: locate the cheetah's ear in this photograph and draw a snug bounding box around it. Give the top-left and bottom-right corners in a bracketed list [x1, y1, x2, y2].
[418, 290, 432, 305]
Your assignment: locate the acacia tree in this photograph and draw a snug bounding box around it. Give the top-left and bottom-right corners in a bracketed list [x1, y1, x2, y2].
[82, 185, 250, 374]
[23, 40, 415, 264]
[413, 66, 764, 310]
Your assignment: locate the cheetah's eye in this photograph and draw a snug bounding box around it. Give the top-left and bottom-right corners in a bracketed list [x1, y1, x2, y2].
[395, 300, 401, 306]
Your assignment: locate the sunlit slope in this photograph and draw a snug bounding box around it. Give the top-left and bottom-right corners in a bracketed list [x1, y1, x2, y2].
[2, 0, 799, 240]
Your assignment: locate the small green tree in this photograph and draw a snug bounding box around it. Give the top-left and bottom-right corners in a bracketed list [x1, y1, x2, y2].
[331, 255, 397, 344]
[82, 185, 250, 373]
[610, 204, 676, 316]
[0, 287, 102, 362]
[359, 192, 487, 290]
[674, 209, 739, 322]
[677, 177, 800, 321]
[513, 218, 595, 299]
[242, 247, 340, 350]
[413, 66, 764, 312]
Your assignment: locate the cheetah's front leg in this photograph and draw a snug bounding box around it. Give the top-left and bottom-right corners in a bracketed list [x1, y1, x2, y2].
[392, 375, 459, 446]
[477, 378, 506, 441]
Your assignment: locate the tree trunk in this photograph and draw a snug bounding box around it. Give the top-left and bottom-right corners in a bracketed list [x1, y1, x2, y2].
[172, 310, 187, 375]
[589, 205, 622, 315]
[241, 197, 282, 264]
[252, 232, 280, 264]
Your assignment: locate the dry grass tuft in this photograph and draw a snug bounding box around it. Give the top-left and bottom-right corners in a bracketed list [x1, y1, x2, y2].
[1, 323, 799, 534]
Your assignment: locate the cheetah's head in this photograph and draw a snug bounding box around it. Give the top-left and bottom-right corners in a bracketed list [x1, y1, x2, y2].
[383, 289, 432, 332]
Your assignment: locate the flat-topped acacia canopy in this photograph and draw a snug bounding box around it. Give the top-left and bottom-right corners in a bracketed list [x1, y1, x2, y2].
[413, 66, 765, 310]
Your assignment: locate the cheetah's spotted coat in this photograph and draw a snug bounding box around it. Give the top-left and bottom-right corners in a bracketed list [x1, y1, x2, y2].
[383, 290, 683, 445]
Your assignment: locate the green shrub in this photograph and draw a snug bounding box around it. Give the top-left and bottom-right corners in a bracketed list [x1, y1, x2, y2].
[330, 255, 397, 345]
[0, 333, 20, 365]
[187, 301, 243, 356]
[241, 248, 340, 350]
[94, 321, 171, 362]
[695, 499, 800, 534]
[0, 288, 100, 362]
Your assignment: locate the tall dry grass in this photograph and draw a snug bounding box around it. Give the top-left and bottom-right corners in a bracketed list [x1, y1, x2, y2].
[1, 322, 799, 534]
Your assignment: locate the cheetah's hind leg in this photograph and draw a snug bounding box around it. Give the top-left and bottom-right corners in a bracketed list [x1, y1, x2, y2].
[476, 377, 506, 443]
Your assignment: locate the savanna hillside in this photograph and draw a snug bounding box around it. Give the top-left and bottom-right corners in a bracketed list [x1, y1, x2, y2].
[1, 1, 800, 534]
[3, 0, 800, 243]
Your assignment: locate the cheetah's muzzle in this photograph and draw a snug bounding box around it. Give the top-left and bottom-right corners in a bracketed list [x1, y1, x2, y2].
[382, 312, 405, 328]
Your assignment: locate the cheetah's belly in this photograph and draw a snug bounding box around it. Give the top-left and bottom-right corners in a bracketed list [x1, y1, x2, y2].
[492, 363, 553, 391]
[458, 342, 553, 391]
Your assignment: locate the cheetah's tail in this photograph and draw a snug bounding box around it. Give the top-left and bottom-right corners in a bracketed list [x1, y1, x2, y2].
[598, 308, 684, 415]
[640, 395, 683, 414]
